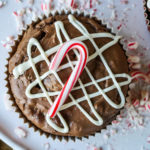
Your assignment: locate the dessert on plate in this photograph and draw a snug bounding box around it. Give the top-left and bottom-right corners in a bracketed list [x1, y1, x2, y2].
[6, 12, 131, 139]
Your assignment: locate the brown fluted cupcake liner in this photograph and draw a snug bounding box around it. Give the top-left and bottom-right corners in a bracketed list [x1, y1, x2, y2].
[5, 9, 131, 141]
[144, 0, 150, 31]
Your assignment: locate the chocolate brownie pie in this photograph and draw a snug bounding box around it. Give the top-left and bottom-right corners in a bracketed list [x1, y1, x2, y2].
[7, 13, 131, 138]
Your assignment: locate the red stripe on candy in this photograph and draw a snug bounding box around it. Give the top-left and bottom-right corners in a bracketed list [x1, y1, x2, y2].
[48, 41, 88, 118]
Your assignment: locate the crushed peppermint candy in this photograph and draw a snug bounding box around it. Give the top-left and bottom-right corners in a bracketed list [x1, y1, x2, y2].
[144, 101, 150, 112]
[147, 136, 150, 144]
[103, 133, 110, 140]
[110, 128, 117, 135]
[3, 94, 15, 111]
[112, 120, 120, 125]
[43, 143, 50, 150]
[107, 4, 115, 9]
[128, 55, 141, 70]
[86, 144, 103, 150]
[1, 35, 15, 49]
[110, 10, 117, 21]
[16, 0, 22, 3]
[14, 127, 27, 138]
[12, 7, 43, 31]
[117, 24, 122, 31]
[28, 0, 34, 5]
[132, 99, 140, 107]
[127, 105, 144, 126]
[140, 91, 149, 105]
[120, 0, 129, 4]
[128, 55, 140, 63]
[13, 10, 25, 31]
[67, 0, 75, 8]
[41, 0, 53, 16]
[127, 42, 139, 50]
[93, 147, 103, 150]
[130, 63, 141, 70]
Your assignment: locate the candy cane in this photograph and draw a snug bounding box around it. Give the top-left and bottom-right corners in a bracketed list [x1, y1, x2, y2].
[48, 41, 88, 118]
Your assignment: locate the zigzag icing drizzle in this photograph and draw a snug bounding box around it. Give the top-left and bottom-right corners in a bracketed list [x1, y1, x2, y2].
[13, 14, 131, 133]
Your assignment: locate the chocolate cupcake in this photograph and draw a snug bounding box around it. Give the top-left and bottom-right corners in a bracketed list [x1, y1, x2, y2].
[144, 0, 150, 31]
[6, 12, 131, 139]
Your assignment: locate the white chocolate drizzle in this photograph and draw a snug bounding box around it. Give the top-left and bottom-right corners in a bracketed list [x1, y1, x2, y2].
[13, 15, 131, 133]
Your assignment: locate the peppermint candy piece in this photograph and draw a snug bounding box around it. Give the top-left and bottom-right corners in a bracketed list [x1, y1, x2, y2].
[127, 42, 138, 50]
[48, 41, 88, 118]
[131, 71, 150, 83]
[14, 127, 27, 138]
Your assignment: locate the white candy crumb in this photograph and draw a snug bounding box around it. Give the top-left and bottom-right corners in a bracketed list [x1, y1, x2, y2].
[128, 55, 140, 63]
[16, 0, 22, 3]
[6, 36, 14, 42]
[147, 136, 150, 143]
[3, 94, 15, 111]
[129, 83, 136, 89]
[44, 143, 50, 150]
[120, 0, 128, 4]
[128, 106, 144, 126]
[107, 4, 115, 9]
[103, 133, 109, 140]
[111, 10, 117, 21]
[28, 0, 34, 5]
[110, 129, 117, 135]
[14, 127, 27, 138]
[32, 11, 38, 21]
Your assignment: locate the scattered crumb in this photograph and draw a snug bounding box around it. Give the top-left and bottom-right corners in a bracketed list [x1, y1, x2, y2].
[41, 0, 54, 16]
[127, 41, 139, 50]
[28, 0, 34, 5]
[16, 0, 22, 3]
[14, 127, 27, 138]
[103, 133, 110, 140]
[44, 143, 50, 150]
[147, 136, 150, 143]
[120, 0, 129, 4]
[110, 10, 117, 21]
[110, 128, 117, 135]
[112, 120, 120, 125]
[3, 94, 15, 111]
[86, 144, 103, 150]
[1, 35, 15, 49]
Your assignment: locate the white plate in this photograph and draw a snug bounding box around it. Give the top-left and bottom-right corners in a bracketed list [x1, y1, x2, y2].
[0, 0, 150, 150]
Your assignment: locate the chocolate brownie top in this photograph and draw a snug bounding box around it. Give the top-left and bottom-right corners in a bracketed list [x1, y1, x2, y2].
[8, 14, 130, 137]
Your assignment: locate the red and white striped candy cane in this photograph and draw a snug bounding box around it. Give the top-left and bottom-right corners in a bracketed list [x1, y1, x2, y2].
[48, 41, 88, 118]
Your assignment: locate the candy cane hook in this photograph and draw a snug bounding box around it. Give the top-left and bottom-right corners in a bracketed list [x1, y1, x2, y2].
[48, 40, 88, 118]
